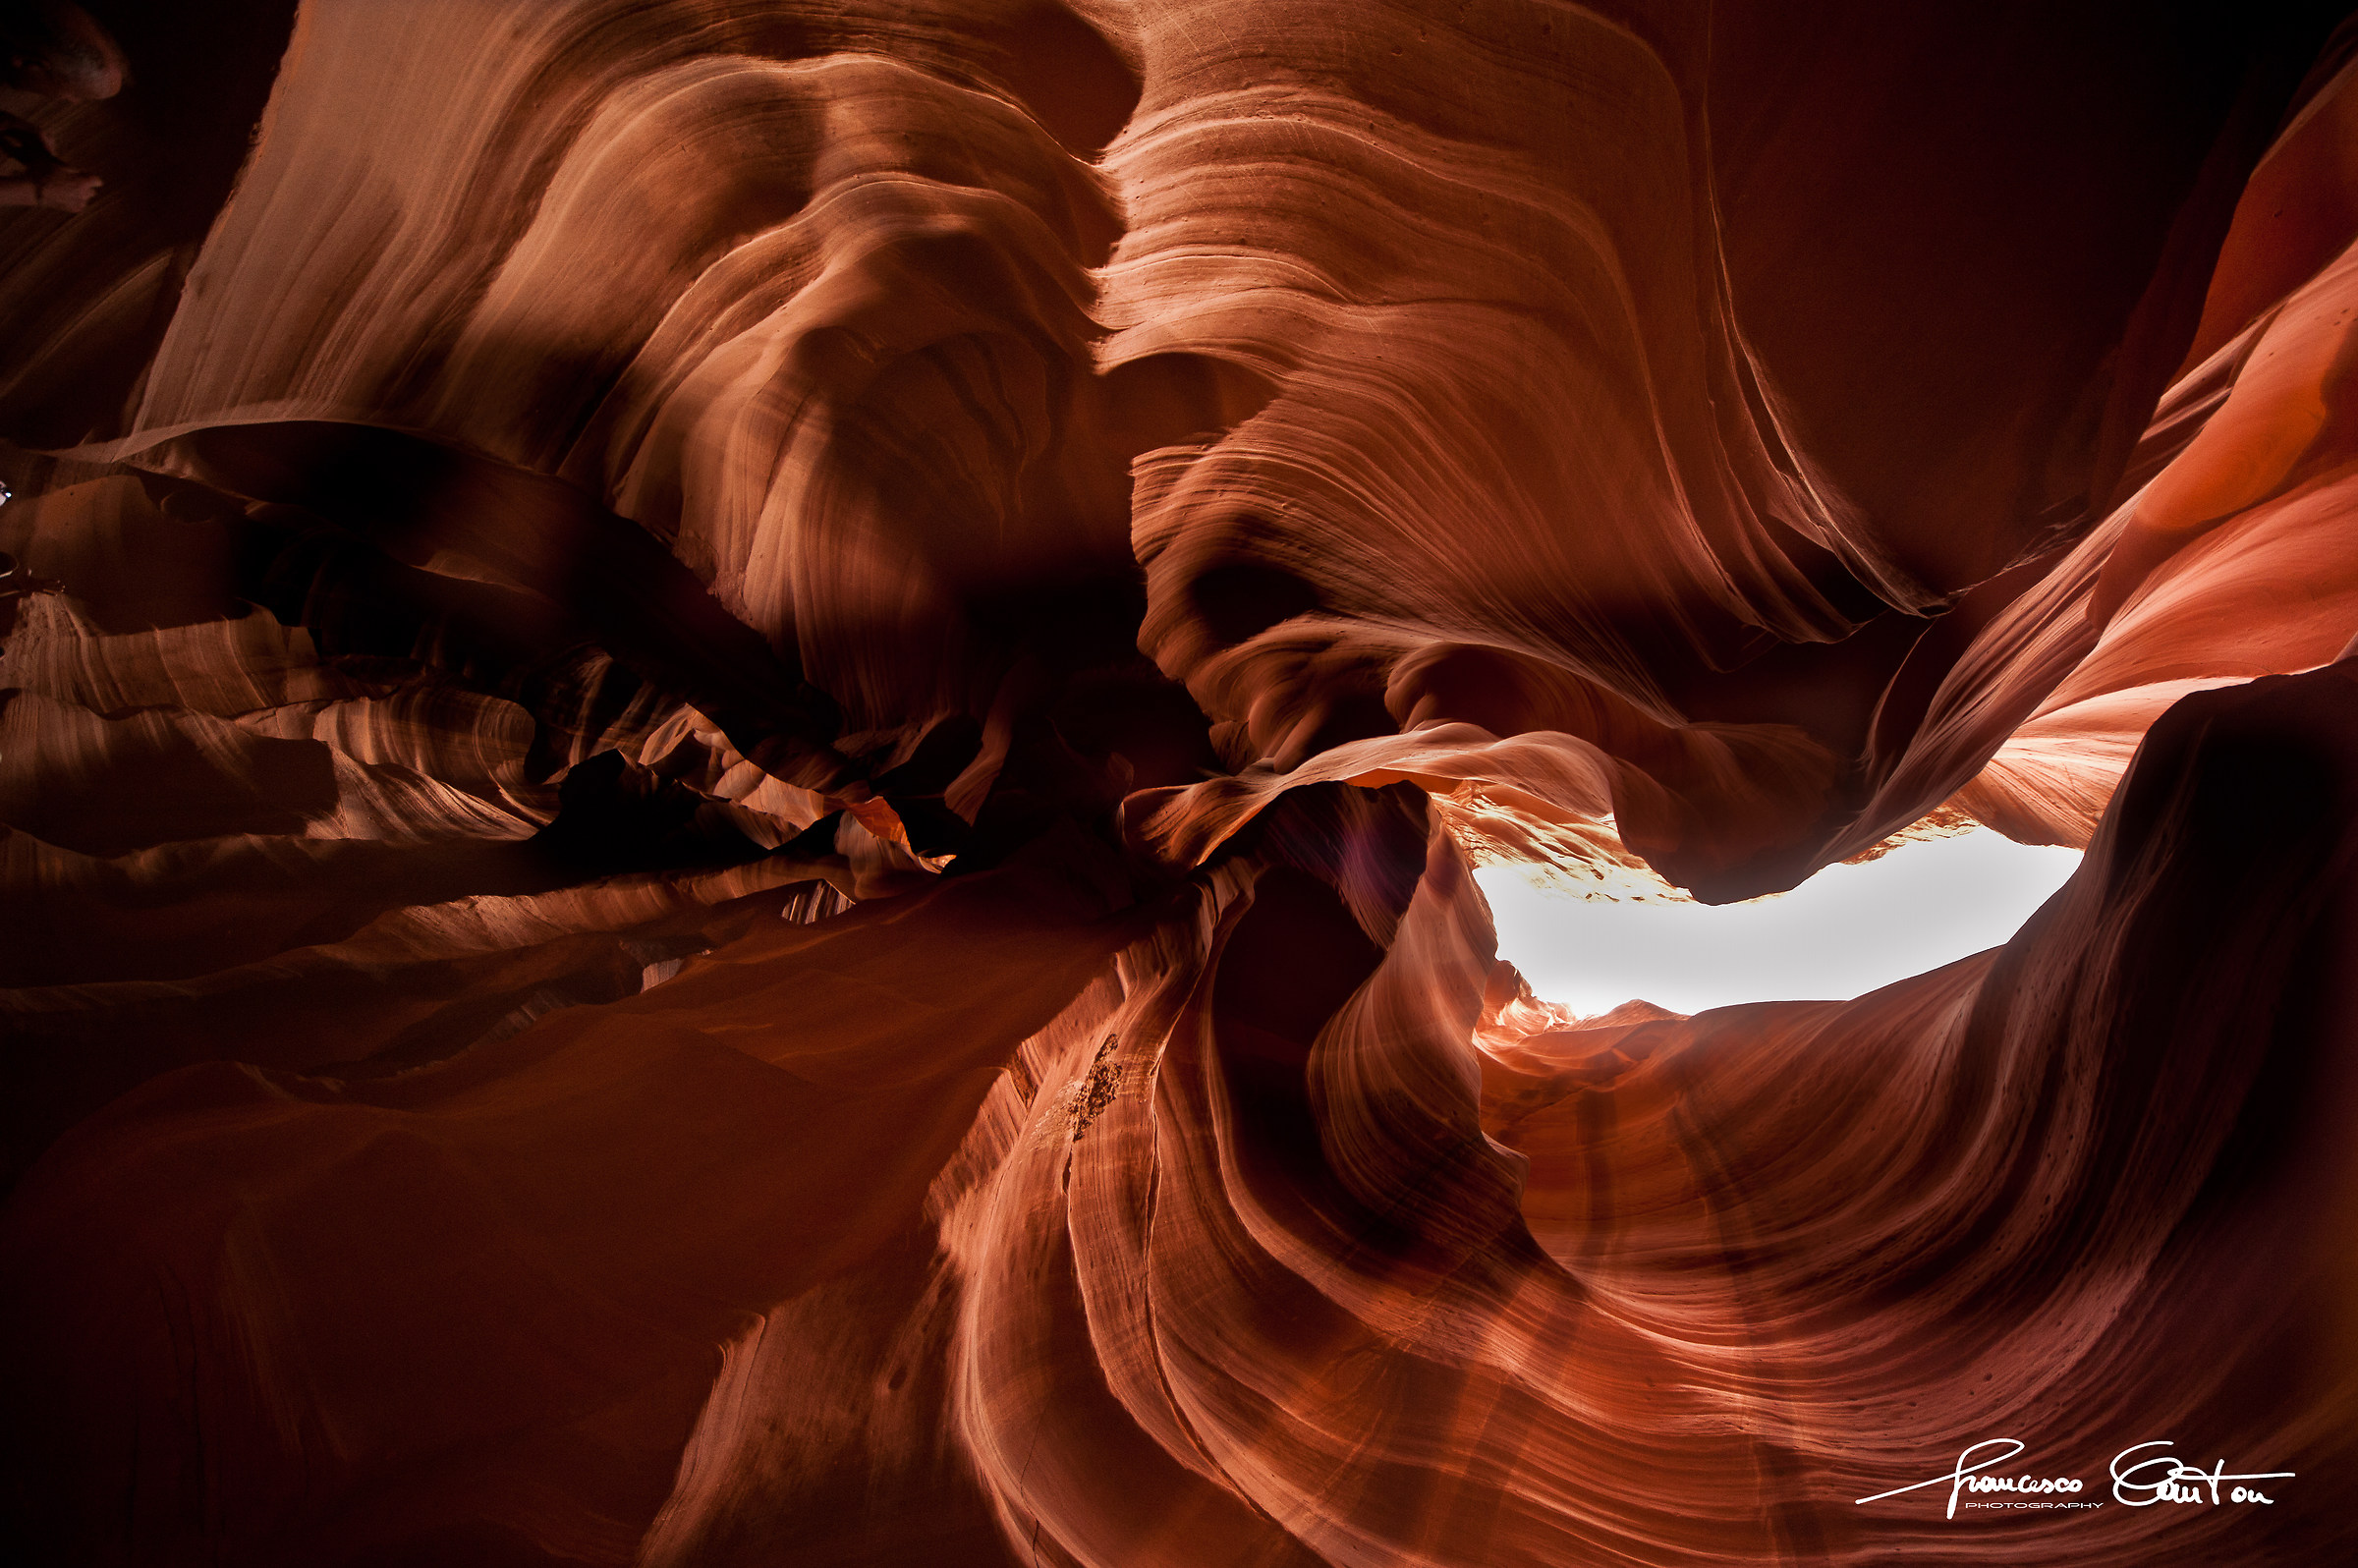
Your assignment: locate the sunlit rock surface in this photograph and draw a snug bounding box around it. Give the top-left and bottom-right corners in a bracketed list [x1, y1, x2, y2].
[5, 3, 2358, 1563]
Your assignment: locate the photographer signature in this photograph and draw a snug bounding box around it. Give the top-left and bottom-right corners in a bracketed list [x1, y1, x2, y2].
[1855, 1438, 2082, 1519]
[1856, 1438, 2293, 1518]
[2110, 1442, 2292, 1506]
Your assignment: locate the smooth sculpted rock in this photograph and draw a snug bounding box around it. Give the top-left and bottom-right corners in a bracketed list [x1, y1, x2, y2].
[3, 2, 2356, 1564]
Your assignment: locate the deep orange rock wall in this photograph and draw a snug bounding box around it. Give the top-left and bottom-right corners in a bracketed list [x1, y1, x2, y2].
[5, 3, 2358, 1563]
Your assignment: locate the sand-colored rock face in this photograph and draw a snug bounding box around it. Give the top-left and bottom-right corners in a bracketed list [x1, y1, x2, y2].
[5, 3, 2358, 1563]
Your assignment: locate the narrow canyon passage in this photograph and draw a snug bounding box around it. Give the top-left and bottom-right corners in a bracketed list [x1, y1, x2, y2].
[4, 3, 2358, 1565]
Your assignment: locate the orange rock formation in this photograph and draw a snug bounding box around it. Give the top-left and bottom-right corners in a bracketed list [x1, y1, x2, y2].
[5, 3, 2358, 1563]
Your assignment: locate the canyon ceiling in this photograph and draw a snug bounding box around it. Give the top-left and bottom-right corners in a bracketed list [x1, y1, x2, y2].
[6, 2, 2358, 1564]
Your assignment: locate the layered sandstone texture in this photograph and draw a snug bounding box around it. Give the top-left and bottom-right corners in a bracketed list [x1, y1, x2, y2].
[6, 3, 2358, 1565]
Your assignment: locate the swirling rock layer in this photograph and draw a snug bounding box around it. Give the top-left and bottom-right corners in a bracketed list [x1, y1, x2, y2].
[5, 2, 2358, 1564]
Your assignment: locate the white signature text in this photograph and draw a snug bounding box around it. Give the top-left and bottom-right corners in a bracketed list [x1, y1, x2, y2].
[2110, 1442, 2292, 1507]
[1858, 1438, 2297, 1519]
[1856, 1439, 2085, 1519]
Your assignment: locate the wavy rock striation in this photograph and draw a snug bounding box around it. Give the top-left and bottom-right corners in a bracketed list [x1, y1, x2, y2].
[5, 2, 2358, 1564]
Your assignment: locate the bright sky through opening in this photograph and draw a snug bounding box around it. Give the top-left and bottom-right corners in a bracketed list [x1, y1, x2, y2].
[1477, 825, 2084, 1018]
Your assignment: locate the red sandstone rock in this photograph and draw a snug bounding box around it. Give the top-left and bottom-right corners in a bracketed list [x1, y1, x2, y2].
[4, 3, 2356, 1564]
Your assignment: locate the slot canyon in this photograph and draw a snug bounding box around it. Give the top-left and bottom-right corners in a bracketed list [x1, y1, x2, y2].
[6, 2, 2358, 1563]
